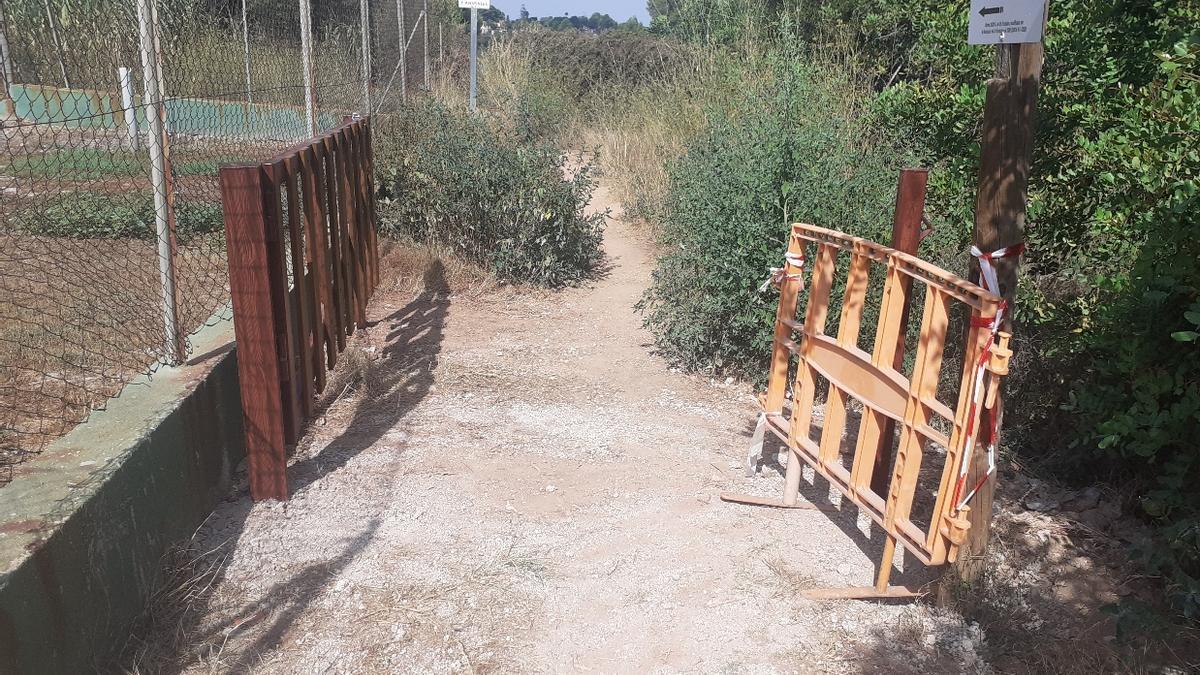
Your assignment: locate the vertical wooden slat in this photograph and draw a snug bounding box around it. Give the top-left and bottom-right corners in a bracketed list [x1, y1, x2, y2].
[219, 164, 290, 501]
[321, 135, 348, 349]
[817, 249, 871, 468]
[886, 286, 949, 537]
[345, 125, 370, 324]
[849, 259, 910, 496]
[280, 157, 315, 419]
[789, 243, 838, 445]
[927, 305, 993, 561]
[337, 127, 367, 328]
[764, 230, 806, 413]
[355, 123, 374, 294]
[300, 144, 336, 378]
[782, 242, 838, 506]
[332, 131, 356, 332]
[363, 118, 380, 288]
[261, 163, 302, 447]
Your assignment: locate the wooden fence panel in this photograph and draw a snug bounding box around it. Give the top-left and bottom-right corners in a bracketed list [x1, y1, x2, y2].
[219, 117, 380, 502]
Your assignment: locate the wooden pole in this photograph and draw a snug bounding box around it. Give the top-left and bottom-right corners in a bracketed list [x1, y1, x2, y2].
[940, 38, 1043, 601]
[870, 168, 928, 495]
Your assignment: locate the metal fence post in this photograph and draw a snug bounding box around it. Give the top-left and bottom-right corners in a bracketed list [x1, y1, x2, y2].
[298, 0, 317, 136]
[360, 0, 371, 112]
[42, 0, 69, 88]
[0, 9, 13, 104]
[135, 0, 184, 365]
[422, 0, 429, 89]
[241, 0, 253, 138]
[469, 9, 477, 112]
[118, 67, 139, 151]
[396, 0, 407, 100]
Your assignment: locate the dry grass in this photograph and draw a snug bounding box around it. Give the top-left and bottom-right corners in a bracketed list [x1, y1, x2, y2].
[761, 555, 817, 598]
[113, 519, 235, 674]
[563, 70, 710, 225]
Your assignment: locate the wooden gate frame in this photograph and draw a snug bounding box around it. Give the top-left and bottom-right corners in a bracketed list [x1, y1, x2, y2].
[219, 117, 380, 502]
[724, 223, 1011, 600]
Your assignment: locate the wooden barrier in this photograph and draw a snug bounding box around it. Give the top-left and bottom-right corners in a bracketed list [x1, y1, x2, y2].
[724, 223, 1010, 599]
[219, 118, 379, 501]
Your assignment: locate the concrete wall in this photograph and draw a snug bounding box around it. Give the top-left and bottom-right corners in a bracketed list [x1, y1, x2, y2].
[0, 318, 245, 674]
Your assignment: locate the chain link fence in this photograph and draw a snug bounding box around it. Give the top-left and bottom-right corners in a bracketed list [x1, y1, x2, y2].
[0, 0, 452, 484]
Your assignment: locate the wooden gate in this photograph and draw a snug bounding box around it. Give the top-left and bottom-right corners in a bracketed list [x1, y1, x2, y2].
[219, 117, 380, 502]
[724, 223, 1011, 599]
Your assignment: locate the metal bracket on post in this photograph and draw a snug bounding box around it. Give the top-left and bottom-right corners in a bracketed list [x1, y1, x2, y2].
[135, 0, 184, 365]
[298, 0, 318, 137]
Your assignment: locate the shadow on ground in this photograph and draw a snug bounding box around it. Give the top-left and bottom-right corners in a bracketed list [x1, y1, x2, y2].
[111, 260, 451, 674]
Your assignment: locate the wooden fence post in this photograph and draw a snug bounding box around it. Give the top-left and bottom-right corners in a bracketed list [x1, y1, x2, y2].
[219, 164, 292, 502]
[871, 168, 929, 495]
[941, 37, 1044, 601]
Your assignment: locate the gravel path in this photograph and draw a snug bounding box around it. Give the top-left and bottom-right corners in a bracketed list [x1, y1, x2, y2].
[141, 184, 987, 674]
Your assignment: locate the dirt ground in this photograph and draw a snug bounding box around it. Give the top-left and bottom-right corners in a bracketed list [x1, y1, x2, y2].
[120, 183, 1186, 674]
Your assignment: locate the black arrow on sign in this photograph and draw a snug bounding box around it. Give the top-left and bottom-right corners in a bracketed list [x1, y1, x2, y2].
[979, 5, 1003, 16]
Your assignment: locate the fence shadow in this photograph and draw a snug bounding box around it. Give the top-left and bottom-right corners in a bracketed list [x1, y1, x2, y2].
[113, 260, 450, 673]
[289, 259, 450, 495]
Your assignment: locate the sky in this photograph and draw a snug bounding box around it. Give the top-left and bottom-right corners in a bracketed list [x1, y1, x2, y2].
[490, 1, 651, 23]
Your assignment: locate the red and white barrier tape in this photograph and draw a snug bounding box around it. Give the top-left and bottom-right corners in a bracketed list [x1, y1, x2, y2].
[758, 251, 806, 292]
[951, 242, 1024, 512]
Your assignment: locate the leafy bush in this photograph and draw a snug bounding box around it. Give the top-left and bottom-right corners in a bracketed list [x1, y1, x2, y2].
[637, 55, 910, 379]
[373, 100, 605, 287]
[1060, 34, 1200, 616]
[18, 192, 224, 241]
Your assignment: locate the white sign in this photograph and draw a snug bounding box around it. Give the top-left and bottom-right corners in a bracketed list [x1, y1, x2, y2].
[968, 0, 1045, 44]
[458, 0, 490, 8]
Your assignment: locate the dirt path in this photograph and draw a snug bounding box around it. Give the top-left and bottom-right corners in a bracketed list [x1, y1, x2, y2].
[138, 184, 988, 673]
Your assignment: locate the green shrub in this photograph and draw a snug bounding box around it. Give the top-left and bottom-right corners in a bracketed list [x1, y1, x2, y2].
[18, 191, 224, 241]
[637, 55, 910, 379]
[374, 100, 605, 287]
[1060, 34, 1200, 617]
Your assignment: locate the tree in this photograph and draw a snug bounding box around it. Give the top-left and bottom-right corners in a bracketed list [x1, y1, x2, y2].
[616, 16, 644, 32]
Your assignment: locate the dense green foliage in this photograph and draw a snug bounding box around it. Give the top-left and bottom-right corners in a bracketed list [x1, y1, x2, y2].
[649, 0, 1200, 617]
[18, 192, 224, 240]
[373, 101, 605, 287]
[637, 56, 908, 376]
